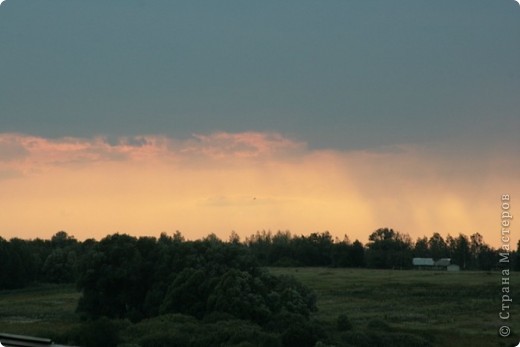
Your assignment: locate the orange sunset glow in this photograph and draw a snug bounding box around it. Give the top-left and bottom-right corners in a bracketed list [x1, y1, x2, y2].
[1, 132, 517, 247]
[1, 2, 520, 346]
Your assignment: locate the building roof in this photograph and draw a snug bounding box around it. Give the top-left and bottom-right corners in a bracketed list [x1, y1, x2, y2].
[434, 258, 451, 267]
[412, 258, 435, 266]
[0, 333, 78, 347]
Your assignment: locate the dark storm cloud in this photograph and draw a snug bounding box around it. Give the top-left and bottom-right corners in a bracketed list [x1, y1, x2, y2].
[0, 0, 518, 150]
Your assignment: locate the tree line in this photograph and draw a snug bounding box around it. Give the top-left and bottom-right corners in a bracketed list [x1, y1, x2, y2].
[1, 231, 324, 346]
[246, 228, 515, 271]
[0, 228, 518, 291]
[1, 228, 516, 346]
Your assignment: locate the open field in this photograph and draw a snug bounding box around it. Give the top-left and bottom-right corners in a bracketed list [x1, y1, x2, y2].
[0, 269, 519, 346]
[0, 284, 81, 340]
[269, 267, 520, 347]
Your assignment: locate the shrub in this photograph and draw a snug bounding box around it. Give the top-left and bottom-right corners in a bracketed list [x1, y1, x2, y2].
[123, 314, 198, 343]
[281, 324, 318, 347]
[336, 314, 353, 331]
[367, 318, 392, 332]
[195, 319, 281, 347]
[340, 331, 372, 347]
[267, 313, 325, 347]
[202, 311, 237, 323]
[140, 333, 190, 347]
[75, 317, 121, 347]
[369, 332, 433, 347]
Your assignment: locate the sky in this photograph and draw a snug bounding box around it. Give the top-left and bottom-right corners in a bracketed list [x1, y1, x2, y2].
[0, 0, 519, 247]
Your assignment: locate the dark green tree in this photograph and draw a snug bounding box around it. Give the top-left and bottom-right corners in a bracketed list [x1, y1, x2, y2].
[76, 234, 144, 320]
[469, 233, 485, 270]
[42, 248, 77, 283]
[413, 237, 430, 258]
[448, 234, 470, 270]
[366, 228, 413, 269]
[350, 240, 365, 267]
[515, 241, 520, 271]
[428, 233, 448, 260]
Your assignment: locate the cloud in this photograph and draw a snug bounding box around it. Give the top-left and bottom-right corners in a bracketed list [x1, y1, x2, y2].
[0, 132, 517, 246]
[186, 132, 306, 159]
[0, 135, 29, 162]
[0, 169, 22, 181]
[0, 131, 303, 168]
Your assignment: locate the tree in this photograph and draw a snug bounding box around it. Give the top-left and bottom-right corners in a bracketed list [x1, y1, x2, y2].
[270, 231, 294, 266]
[350, 240, 365, 267]
[0, 238, 12, 289]
[449, 234, 470, 270]
[4, 238, 35, 288]
[477, 245, 498, 271]
[413, 237, 430, 258]
[428, 233, 448, 260]
[76, 234, 145, 320]
[160, 268, 210, 319]
[331, 238, 365, 268]
[514, 241, 520, 272]
[51, 231, 77, 249]
[366, 228, 413, 269]
[246, 230, 273, 266]
[42, 248, 77, 283]
[206, 269, 271, 323]
[229, 231, 241, 244]
[292, 232, 333, 266]
[469, 233, 485, 270]
[331, 240, 351, 267]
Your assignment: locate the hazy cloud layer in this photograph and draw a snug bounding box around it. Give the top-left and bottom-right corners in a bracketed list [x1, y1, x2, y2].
[0, 132, 516, 246]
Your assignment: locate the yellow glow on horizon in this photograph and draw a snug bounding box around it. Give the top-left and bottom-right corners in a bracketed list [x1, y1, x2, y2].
[0, 132, 518, 248]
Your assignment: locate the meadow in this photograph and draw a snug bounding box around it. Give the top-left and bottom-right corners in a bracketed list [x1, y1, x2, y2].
[270, 268, 520, 347]
[0, 268, 518, 347]
[0, 284, 81, 340]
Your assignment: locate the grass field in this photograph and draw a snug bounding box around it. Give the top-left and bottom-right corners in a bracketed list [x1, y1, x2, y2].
[0, 284, 81, 340]
[0, 269, 518, 346]
[269, 267, 520, 347]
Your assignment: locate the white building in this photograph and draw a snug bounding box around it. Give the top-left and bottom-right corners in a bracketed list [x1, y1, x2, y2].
[412, 258, 435, 267]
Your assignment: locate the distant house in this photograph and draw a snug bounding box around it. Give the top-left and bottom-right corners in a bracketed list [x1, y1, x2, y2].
[412, 257, 457, 271]
[0, 333, 78, 347]
[434, 258, 451, 269]
[412, 257, 435, 268]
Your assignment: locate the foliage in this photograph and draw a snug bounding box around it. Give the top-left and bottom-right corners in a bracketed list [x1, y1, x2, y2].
[2, 268, 519, 347]
[69, 317, 125, 347]
[367, 318, 392, 332]
[366, 228, 413, 269]
[0, 228, 510, 293]
[76, 234, 144, 320]
[336, 313, 353, 331]
[121, 314, 281, 347]
[265, 312, 324, 347]
[42, 248, 77, 283]
[341, 330, 433, 347]
[270, 267, 517, 347]
[74, 233, 317, 327]
[0, 228, 514, 346]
